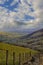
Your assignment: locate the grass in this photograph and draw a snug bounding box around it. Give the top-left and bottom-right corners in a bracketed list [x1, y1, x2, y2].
[0, 42, 37, 65]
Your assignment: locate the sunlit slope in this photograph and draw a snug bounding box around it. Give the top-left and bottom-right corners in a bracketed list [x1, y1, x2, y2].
[0, 42, 37, 53]
[0, 42, 37, 65]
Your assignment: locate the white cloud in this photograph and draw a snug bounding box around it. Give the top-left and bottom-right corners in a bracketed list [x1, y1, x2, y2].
[10, 0, 19, 6]
[0, 0, 43, 32]
[0, 0, 5, 4]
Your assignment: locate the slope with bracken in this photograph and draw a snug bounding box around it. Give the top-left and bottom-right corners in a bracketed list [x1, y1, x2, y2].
[19, 29, 43, 52]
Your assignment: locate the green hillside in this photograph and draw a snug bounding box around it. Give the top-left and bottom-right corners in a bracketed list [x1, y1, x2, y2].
[0, 29, 43, 65]
[0, 42, 37, 65]
[0, 29, 43, 52]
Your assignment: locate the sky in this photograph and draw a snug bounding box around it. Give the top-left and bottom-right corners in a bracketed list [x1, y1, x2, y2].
[0, 0, 43, 33]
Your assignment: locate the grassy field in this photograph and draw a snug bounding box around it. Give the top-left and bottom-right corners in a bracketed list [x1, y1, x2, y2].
[0, 42, 37, 65]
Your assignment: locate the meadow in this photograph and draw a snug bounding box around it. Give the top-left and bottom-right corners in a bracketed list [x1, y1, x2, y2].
[0, 42, 37, 65]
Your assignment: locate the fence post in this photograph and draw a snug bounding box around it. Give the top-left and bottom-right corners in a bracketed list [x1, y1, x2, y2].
[6, 50, 8, 65]
[13, 52, 15, 65]
[39, 53, 41, 65]
[26, 53, 28, 61]
[22, 53, 25, 65]
[19, 53, 21, 65]
[25, 53, 28, 62]
[25, 53, 27, 61]
[29, 51, 31, 57]
[22, 53, 24, 62]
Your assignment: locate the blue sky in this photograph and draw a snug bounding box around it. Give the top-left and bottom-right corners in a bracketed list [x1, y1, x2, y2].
[0, 0, 43, 33]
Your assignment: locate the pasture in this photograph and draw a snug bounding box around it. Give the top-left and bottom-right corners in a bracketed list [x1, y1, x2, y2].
[0, 42, 37, 65]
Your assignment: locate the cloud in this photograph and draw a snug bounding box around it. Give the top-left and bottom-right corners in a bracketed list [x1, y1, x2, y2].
[0, 0, 5, 4]
[0, 0, 43, 32]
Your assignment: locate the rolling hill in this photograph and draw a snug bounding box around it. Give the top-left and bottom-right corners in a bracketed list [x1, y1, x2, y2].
[0, 29, 43, 52]
[19, 29, 43, 52]
[0, 32, 38, 65]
